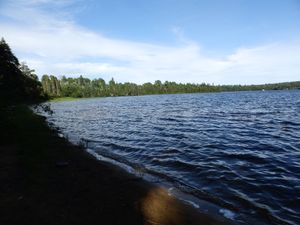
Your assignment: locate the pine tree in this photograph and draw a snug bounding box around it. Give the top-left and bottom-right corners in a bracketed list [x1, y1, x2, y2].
[0, 38, 23, 101]
[0, 37, 44, 104]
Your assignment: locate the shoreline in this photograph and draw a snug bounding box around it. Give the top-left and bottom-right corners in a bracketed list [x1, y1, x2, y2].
[49, 88, 300, 103]
[83, 143, 237, 221]
[0, 104, 233, 225]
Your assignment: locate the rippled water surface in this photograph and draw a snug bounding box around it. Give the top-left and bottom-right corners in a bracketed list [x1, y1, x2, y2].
[45, 91, 300, 225]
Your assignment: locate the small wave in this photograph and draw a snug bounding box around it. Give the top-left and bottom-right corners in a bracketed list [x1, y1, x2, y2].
[159, 117, 182, 122]
[151, 157, 197, 170]
[223, 152, 269, 164]
[219, 209, 236, 220]
[280, 120, 300, 126]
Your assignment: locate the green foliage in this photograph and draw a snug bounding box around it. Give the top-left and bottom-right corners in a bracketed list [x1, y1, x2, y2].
[40, 74, 300, 99]
[50, 97, 79, 102]
[41, 74, 61, 97]
[19, 62, 38, 80]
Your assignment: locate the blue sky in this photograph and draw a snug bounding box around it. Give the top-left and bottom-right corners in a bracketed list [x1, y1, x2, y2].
[0, 0, 299, 84]
[79, 0, 300, 52]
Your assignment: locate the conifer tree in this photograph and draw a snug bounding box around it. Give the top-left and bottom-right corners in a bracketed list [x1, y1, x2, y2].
[0, 37, 44, 103]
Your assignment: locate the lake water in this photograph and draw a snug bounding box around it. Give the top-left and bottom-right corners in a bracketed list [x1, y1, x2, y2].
[44, 90, 300, 225]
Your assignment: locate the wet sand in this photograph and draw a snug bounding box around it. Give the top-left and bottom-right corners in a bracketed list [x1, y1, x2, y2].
[0, 105, 232, 225]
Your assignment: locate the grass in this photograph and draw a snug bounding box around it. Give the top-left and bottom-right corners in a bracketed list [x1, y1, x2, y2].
[50, 97, 80, 102]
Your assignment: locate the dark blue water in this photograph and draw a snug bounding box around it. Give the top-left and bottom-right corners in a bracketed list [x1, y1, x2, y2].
[45, 91, 300, 225]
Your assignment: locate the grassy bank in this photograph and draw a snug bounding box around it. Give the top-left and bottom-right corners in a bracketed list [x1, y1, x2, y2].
[50, 97, 80, 102]
[0, 104, 232, 225]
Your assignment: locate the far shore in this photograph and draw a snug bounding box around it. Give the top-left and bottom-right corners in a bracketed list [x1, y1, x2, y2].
[0, 104, 233, 225]
[49, 88, 300, 103]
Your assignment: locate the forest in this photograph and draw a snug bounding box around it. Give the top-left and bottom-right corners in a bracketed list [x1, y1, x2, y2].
[41, 74, 300, 98]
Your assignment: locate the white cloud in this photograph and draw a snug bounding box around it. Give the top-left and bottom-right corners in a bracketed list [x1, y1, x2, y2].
[0, 0, 299, 84]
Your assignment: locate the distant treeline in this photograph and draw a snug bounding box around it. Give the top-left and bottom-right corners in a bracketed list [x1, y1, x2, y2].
[41, 75, 300, 98]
